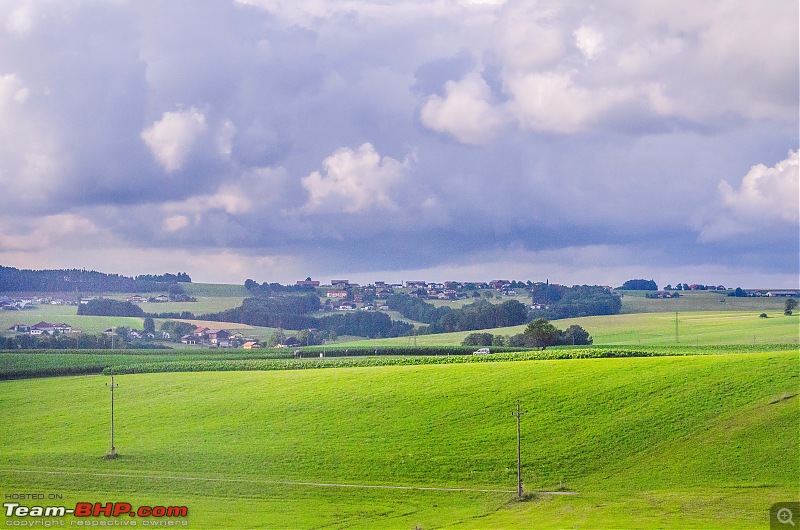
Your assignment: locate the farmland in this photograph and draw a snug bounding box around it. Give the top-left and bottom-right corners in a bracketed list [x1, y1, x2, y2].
[617, 289, 792, 313]
[346, 310, 799, 347]
[2, 286, 797, 347]
[1, 282, 798, 527]
[1, 350, 797, 528]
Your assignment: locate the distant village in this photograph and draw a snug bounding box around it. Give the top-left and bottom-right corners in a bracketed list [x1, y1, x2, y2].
[2, 280, 797, 350]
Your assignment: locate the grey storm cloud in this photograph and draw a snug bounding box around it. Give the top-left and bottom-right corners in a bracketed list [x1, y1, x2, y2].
[0, 0, 797, 286]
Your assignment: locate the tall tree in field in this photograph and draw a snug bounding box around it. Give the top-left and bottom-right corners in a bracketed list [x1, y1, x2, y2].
[560, 324, 593, 345]
[524, 319, 560, 350]
[785, 298, 798, 315]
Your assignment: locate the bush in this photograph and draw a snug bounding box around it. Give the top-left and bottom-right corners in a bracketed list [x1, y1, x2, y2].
[462, 333, 494, 346]
[78, 298, 145, 317]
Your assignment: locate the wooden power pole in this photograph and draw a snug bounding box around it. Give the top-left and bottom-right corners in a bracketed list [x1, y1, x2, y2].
[106, 373, 119, 458]
[512, 400, 527, 498]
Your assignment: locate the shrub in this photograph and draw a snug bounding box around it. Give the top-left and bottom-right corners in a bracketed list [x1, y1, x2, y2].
[462, 333, 494, 346]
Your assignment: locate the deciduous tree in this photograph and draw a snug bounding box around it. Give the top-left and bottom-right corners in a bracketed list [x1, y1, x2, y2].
[524, 319, 559, 350]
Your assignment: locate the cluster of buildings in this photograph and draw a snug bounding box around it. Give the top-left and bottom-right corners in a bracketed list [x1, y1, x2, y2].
[0, 296, 76, 310]
[126, 294, 170, 303]
[180, 326, 260, 349]
[742, 290, 799, 297]
[8, 322, 80, 335]
[302, 278, 523, 305]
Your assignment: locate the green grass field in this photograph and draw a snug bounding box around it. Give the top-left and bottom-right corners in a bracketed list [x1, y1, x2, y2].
[0, 304, 284, 340]
[618, 290, 792, 313]
[1, 351, 797, 528]
[0, 304, 144, 335]
[345, 310, 800, 348]
[181, 283, 250, 298]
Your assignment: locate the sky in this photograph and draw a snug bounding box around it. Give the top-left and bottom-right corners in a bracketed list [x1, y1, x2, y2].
[0, 0, 798, 288]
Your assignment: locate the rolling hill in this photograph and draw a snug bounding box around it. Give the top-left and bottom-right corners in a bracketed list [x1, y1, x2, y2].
[1, 350, 797, 527]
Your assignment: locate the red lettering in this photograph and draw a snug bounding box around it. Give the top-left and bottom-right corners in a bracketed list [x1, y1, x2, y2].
[166, 506, 188, 517]
[138, 506, 151, 517]
[151, 506, 166, 517]
[93, 502, 114, 516]
[113, 503, 132, 517]
[74, 503, 93, 517]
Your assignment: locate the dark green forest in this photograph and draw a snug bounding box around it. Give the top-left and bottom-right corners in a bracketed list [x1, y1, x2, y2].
[0, 265, 190, 292]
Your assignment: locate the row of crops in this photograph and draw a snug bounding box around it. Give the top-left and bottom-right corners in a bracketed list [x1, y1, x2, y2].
[1, 343, 795, 379]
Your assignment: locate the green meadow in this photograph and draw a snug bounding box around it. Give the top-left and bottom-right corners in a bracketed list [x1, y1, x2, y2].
[0, 304, 145, 335]
[1, 284, 798, 527]
[618, 290, 792, 313]
[0, 303, 282, 339]
[1, 350, 798, 528]
[344, 310, 799, 347]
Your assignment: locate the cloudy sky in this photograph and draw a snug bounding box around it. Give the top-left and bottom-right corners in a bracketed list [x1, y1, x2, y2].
[0, 0, 797, 287]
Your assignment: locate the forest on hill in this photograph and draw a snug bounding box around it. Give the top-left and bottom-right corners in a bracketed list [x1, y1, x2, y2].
[0, 265, 190, 293]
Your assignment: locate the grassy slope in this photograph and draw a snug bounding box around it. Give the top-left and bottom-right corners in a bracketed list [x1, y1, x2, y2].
[0, 283, 249, 335]
[619, 290, 792, 313]
[0, 303, 283, 340]
[0, 304, 144, 334]
[345, 310, 800, 347]
[180, 283, 249, 297]
[1, 351, 797, 528]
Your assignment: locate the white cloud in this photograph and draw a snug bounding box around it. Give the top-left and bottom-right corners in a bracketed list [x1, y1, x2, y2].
[700, 150, 799, 240]
[491, 2, 565, 71]
[217, 119, 236, 158]
[301, 143, 407, 213]
[574, 25, 604, 61]
[505, 71, 630, 134]
[0, 214, 101, 251]
[5, 3, 34, 37]
[420, 71, 505, 144]
[141, 107, 207, 172]
[0, 73, 62, 206]
[162, 215, 190, 233]
[160, 167, 290, 231]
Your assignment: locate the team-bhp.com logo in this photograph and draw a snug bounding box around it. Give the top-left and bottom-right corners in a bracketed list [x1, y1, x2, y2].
[5, 501, 188, 520]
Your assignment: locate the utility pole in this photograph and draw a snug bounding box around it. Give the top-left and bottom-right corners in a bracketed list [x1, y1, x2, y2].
[512, 400, 527, 498]
[674, 311, 679, 343]
[106, 372, 119, 458]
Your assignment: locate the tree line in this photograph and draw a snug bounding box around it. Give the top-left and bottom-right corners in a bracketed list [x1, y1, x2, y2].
[0, 266, 191, 293]
[200, 295, 413, 339]
[386, 296, 529, 333]
[0, 330, 168, 350]
[244, 279, 317, 296]
[530, 285, 622, 319]
[462, 319, 592, 348]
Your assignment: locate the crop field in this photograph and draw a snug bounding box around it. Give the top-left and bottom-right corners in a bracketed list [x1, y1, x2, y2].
[180, 283, 250, 297]
[1, 350, 797, 528]
[429, 294, 531, 309]
[144, 297, 247, 315]
[618, 290, 792, 313]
